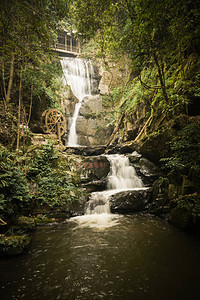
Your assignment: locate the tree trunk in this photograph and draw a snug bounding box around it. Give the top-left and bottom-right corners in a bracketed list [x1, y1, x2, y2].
[153, 52, 168, 103]
[27, 83, 33, 126]
[106, 113, 124, 147]
[16, 66, 23, 151]
[6, 52, 15, 104]
[1, 59, 7, 109]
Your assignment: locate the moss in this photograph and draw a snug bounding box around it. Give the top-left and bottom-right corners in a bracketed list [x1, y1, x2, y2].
[169, 193, 200, 231]
[0, 234, 31, 256]
[170, 206, 192, 229]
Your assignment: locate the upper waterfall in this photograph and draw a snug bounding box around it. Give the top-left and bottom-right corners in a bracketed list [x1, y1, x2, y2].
[61, 57, 95, 146]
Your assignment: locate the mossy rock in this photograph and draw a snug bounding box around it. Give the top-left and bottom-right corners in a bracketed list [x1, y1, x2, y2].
[169, 207, 192, 229]
[0, 234, 31, 256]
[138, 128, 173, 164]
[169, 193, 200, 231]
[151, 177, 169, 200]
[14, 216, 36, 233]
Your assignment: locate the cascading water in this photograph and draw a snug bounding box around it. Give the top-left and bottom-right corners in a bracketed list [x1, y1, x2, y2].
[61, 57, 94, 146]
[70, 154, 145, 229]
[107, 154, 143, 190]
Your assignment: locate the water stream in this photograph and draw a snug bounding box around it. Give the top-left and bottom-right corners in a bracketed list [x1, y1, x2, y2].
[61, 57, 94, 146]
[70, 154, 147, 229]
[1, 216, 200, 300]
[1, 155, 200, 299]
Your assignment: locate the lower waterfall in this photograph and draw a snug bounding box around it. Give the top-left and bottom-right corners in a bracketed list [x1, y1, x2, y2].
[70, 154, 145, 229]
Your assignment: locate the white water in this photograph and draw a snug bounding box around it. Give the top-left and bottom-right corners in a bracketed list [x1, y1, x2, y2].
[61, 57, 94, 146]
[70, 154, 145, 229]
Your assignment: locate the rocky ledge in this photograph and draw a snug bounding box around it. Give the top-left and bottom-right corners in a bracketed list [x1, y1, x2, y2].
[109, 188, 151, 214]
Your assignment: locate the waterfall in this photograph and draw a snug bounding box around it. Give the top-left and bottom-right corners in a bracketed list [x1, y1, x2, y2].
[70, 154, 145, 229]
[61, 57, 94, 146]
[107, 155, 143, 190]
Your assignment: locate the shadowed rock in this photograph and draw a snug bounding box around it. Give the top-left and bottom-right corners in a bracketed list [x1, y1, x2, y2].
[109, 188, 151, 214]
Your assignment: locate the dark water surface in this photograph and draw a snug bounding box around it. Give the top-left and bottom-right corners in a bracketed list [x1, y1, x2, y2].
[1, 214, 200, 300]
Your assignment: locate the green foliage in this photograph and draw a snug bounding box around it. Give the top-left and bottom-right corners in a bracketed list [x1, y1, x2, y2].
[0, 144, 81, 220]
[0, 234, 31, 256]
[0, 146, 30, 219]
[26, 144, 81, 208]
[26, 144, 58, 178]
[0, 0, 69, 142]
[161, 122, 200, 171]
[36, 170, 79, 207]
[172, 193, 200, 225]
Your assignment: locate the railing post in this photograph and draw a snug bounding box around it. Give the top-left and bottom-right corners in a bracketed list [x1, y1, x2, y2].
[64, 34, 67, 51]
[70, 36, 72, 52]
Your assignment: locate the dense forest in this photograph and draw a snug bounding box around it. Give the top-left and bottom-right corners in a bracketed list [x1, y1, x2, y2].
[0, 0, 200, 256]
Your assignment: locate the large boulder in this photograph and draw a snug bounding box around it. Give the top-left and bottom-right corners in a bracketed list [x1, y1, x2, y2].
[132, 157, 162, 186]
[75, 95, 113, 146]
[109, 188, 151, 214]
[60, 152, 110, 183]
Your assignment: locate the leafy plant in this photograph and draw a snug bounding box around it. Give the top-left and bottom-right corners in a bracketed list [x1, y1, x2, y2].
[0, 146, 30, 219]
[161, 122, 200, 171]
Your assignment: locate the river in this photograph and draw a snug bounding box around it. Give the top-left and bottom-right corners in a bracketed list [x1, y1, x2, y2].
[1, 214, 200, 300]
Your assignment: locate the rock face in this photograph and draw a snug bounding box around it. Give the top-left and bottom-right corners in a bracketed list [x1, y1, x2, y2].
[109, 189, 151, 214]
[60, 152, 110, 183]
[75, 95, 113, 146]
[75, 155, 110, 182]
[98, 71, 112, 94]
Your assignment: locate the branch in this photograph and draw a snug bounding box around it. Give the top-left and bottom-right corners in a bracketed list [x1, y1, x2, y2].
[134, 114, 152, 142]
[139, 74, 161, 90]
[0, 218, 7, 225]
[106, 113, 124, 147]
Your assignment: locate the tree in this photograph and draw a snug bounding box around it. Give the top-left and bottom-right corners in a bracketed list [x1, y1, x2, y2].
[71, 0, 200, 105]
[0, 0, 69, 148]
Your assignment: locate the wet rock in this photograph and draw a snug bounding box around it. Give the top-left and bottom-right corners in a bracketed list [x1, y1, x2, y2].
[148, 177, 169, 215]
[128, 151, 142, 163]
[138, 128, 173, 164]
[133, 157, 161, 186]
[14, 216, 36, 232]
[169, 194, 200, 232]
[76, 156, 110, 182]
[81, 178, 107, 192]
[0, 235, 31, 256]
[106, 143, 135, 154]
[64, 146, 106, 156]
[109, 189, 151, 214]
[169, 207, 192, 230]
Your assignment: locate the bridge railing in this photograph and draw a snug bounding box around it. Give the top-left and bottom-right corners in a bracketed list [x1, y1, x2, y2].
[54, 43, 80, 54]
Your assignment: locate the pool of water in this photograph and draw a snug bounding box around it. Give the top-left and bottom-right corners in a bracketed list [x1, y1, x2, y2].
[1, 214, 200, 300]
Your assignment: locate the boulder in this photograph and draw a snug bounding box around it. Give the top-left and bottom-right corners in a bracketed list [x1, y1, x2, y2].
[64, 146, 106, 156]
[81, 178, 107, 192]
[138, 128, 173, 164]
[169, 207, 192, 230]
[14, 216, 36, 232]
[109, 188, 151, 214]
[60, 152, 110, 183]
[148, 177, 169, 215]
[76, 155, 110, 182]
[72, 95, 113, 146]
[98, 71, 112, 94]
[133, 157, 161, 186]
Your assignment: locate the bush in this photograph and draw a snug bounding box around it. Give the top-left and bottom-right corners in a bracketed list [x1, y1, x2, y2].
[0, 146, 30, 220]
[161, 122, 200, 171]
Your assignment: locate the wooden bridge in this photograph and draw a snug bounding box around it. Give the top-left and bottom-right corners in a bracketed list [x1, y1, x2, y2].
[53, 30, 81, 56]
